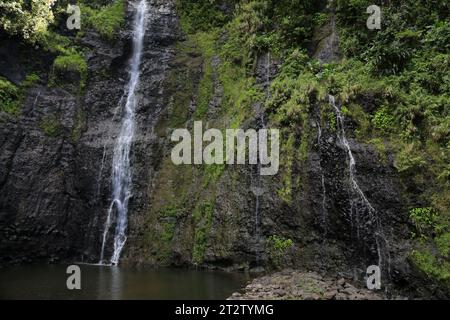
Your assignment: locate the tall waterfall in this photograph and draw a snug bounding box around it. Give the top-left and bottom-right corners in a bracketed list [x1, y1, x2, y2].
[100, 0, 148, 265]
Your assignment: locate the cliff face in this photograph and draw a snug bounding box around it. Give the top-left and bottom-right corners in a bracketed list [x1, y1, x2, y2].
[119, 1, 415, 292]
[0, 35, 99, 263]
[0, 0, 182, 264]
[0, 0, 447, 298]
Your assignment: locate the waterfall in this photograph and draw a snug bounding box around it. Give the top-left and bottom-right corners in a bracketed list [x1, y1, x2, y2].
[329, 95, 390, 277]
[316, 120, 328, 235]
[257, 52, 272, 264]
[32, 92, 40, 111]
[100, 0, 148, 265]
[96, 95, 125, 199]
[330, 95, 375, 212]
[251, 52, 271, 267]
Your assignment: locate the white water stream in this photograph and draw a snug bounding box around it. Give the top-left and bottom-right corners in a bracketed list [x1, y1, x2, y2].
[100, 0, 148, 265]
[329, 95, 390, 274]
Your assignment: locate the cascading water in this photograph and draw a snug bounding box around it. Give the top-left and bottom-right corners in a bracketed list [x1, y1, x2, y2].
[251, 52, 271, 267]
[316, 120, 328, 235]
[330, 95, 375, 213]
[32, 92, 40, 111]
[100, 0, 148, 265]
[96, 95, 126, 199]
[329, 94, 390, 277]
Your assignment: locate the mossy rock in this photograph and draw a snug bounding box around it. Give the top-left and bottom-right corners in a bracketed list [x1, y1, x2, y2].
[50, 53, 87, 91]
[80, 0, 125, 41]
[40, 115, 62, 137]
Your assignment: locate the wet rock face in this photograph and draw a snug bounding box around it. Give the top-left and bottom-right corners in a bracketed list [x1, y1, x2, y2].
[0, 36, 25, 85]
[312, 112, 413, 290]
[0, 82, 91, 264]
[311, 12, 341, 63]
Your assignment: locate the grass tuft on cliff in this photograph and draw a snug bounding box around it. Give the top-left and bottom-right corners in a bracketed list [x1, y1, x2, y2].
[0, 74, 40, 116]
[50, 53, 88, 90]
[79, 0, 125, 41]
[0, 77, 20, 115]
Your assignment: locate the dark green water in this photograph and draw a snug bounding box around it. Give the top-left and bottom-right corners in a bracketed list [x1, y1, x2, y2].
[0, 264, 249, 300]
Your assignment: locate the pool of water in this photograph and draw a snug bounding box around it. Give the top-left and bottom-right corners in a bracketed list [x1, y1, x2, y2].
[0, 264, 249, 300]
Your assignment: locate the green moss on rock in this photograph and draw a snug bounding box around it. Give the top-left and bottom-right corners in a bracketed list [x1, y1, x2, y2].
[80, 0, 125, 41]
[1, 74, 41, 116]
[40, 115, 62, 137]
[411, 249, 450, 291]
[192, 201, 215, 265]
[51, 53, 88, 90]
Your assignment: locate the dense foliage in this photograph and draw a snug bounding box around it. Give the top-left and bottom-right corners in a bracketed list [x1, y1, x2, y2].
[79, 0, 124, 41]
[0, 0, 57, 42]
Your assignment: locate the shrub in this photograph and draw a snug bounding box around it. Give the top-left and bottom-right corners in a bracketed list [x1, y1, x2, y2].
[22, 74, 40, 87]
[409, 207, 439, 239]
[0, 77, 20, 115]
[175, 0, 229, 34]
[39, 31, 74, 55]
[203, 164, 225, 187]
[423, 21, 450, 53]
[411, 249, 450, 286]
[372, 107, 395, 134]
[161, 221, 176, 242]
[266, 235, 293, 269]
[369, 138, 387, 163]
[313, 12, 329, 27]
[436, 233, 450, 258]
[394, 144, 426, 173]
[279, 49, 311, 78]
[1, 74, 42, 115]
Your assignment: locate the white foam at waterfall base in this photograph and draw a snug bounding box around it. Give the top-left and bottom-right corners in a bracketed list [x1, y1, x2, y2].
[100, 0, 148, 265]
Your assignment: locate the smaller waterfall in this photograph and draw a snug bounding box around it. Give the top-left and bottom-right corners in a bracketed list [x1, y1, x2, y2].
[252, 172, 262, 266]
[316, 121, 328, 234]
[100, 0, 148, 265]
[252, 52, 271, 266]
[32, 92, 40, 110]
[96, 144, 108, 198]
[329, 95, 390, 277]
[330, 95, 375, 213]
